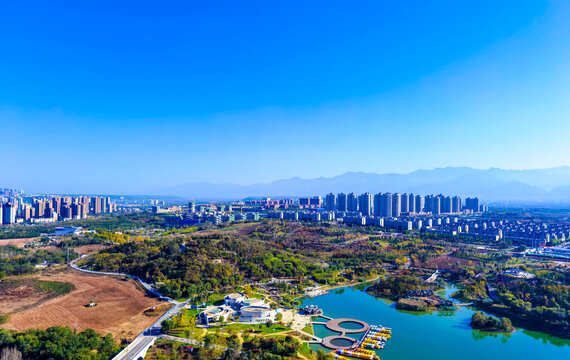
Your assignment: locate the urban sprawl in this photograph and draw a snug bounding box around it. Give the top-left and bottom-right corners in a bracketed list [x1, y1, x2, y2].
[2, 188, 570, 252]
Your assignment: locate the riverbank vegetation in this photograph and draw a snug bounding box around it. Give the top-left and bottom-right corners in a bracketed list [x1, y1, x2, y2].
[456, 264, 569, 335]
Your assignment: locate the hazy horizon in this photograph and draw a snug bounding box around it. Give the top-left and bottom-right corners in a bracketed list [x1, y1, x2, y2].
[2, 1, 570, 194]
[3, 165, 570, 195]
[7, 166, 570, 205]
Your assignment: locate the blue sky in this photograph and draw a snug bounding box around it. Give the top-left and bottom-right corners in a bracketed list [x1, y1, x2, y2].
[1, 1, 569, 194]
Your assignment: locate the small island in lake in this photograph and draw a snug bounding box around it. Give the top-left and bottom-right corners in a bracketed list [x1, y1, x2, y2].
[367, 272, 457, 312]
[471, 311, 514, 333]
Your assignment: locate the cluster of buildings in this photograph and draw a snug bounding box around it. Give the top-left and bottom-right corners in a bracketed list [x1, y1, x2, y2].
[244, 198, 296, 210]
[267, 192, 485, 230]
[269, 207, 569, 246]
[425, 218, 570, 245]
[500, 269, 535, 279]
[0, 194, 116, 225]
[164, 201, 261, 227]
[299, 197, 323, 208]
[325, 192, 484, 217]
[198, 292, 276, 325]
[302, 305, 323, 315]
[160, 193, 488, 231]
[526, 246, 570, 261]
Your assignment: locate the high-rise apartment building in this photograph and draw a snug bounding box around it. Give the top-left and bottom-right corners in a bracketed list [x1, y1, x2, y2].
[441, 196, 452, 213]
[33, 199, 45, 218]
[337, 193, 348, 212]
[432, 196, 441, 215]
[375, 193, 393, 217]
[408, 193, 416, 214]
[452, 196, 462, 213]
[347, 193, 358, 212]
[415, 194, 423, 213]
[373, 193, 382, 217]
[358, 193, 372, 216]
[61, 205, 73, 219]
[465, 197, 480, 212]
[71, 203, 82, 218]
[2, 203, 16, 224]
[401, 193, 409, 213]
[392, 193, 401, 218]
[309, 196, 322, 207]
[325, 193, 336, 211]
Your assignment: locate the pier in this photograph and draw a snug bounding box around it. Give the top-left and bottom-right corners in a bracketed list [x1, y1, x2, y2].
[314, 318, 371, 350]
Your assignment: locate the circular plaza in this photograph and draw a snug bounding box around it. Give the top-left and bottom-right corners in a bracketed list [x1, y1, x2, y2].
[320, 318, 370, 350]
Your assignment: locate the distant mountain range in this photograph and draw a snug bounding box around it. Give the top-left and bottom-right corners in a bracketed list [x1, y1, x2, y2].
[157, 166, 570, 203]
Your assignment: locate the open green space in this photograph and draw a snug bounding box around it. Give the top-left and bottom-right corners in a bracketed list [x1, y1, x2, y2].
[215, 322, 291, 335]
[302, 323, 314, 335]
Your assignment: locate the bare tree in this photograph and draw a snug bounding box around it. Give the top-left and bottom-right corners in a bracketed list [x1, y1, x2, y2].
[0, 346, 23, 360]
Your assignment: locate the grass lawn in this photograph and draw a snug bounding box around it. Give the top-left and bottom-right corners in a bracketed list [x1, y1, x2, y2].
[300, 342, 314, 356]
[183, 308, 201, 317]
[301, 323, 314, 335]
[169, 326, 204, 340]
[214, 322, 291, 335]
[207, 293, 227, 306]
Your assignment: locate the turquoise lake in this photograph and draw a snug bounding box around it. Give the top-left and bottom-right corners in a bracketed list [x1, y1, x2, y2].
[300, 285, 569, 360]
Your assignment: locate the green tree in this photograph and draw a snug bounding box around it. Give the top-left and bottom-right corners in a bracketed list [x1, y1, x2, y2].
[317, 348, 333, 360]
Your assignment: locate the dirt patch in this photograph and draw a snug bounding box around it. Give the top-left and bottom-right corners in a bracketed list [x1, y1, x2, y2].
[0, 270, 170, 341]
[235, 224, 261, 236]
[0, 237, 39, 248]
[0, 283, 51, 314]
[0, 278, 74, 314]
[423, 255, 481, 271]
[107, 302, 173, 340]
[41, 245, 63, 253]
[73, 244, 109, 255]
[189, 223, 260, 237]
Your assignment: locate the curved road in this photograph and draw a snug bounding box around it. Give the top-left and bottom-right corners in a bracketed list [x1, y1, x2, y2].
[69, 258, 188, 360]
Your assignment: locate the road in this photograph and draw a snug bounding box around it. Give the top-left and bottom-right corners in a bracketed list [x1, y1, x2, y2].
[69, 257, 189, 360]
[120, 336, 156, 360]
[486, 284, 499, 303]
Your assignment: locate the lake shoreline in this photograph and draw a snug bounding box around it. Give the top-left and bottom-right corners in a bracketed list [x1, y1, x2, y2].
[303, 282, 569, 360]
[365, 279, 570, 340]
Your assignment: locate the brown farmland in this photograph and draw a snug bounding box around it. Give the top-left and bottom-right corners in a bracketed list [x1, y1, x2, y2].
[0, 237, 39, 248]
[0, 269, 170, 340]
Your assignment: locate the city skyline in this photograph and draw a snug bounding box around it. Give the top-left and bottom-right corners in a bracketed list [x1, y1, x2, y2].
[2, 1, 570, 194]
[1, 2, 569, 358]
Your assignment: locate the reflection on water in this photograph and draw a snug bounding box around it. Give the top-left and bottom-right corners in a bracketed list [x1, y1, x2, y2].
[331, 338, 356, 347]
[522, 329, 570, 347]
[334, 288, 346, 295]
[472, 329, 512, 342]
[302, 283, 569, 360]
[436, 310, 456, 318]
